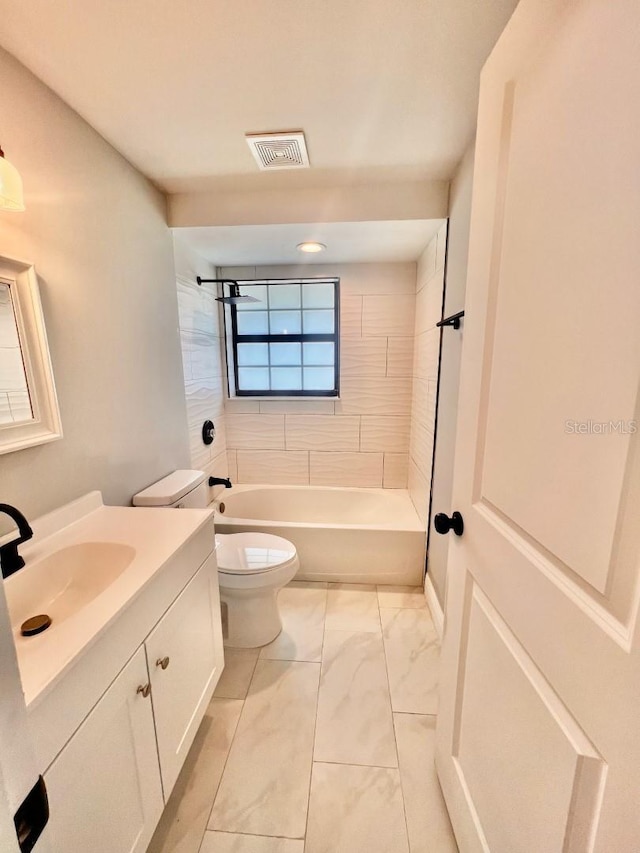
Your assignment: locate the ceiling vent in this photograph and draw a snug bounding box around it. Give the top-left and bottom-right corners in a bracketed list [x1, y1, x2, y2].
[245, 131, 310, 171]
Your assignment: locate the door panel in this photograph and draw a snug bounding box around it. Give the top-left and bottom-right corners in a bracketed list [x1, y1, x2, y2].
[454, 581, 604, 853]
[436, 1, 640, 851]
[44, 646, 163, 853]
[146, 554, 223, 797]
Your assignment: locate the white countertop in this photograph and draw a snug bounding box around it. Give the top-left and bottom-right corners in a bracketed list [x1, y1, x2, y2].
[4, 492, 214, 706]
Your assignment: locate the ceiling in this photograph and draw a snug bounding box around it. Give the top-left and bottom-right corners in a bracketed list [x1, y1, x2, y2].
[0, 0, 519, 194]
[176, 220, 445, 266]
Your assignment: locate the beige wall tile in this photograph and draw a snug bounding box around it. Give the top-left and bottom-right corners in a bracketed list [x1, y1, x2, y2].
[408, 458, 430, 527]
[260, 399, 335, 414]
[236, 450, 309, 485]
[225, 399, 260, 414]
[415, 269, 445, 335]
[383, 453, 409, 488]
[360, 416, 410, 453]
[386, 338, 414, 376]
[410, 377, 430, 428]
[227, 449, 238, 482]
[362, 294, 415, 337]
[286, 415, 360, 451]
[409, 417, 435, 478]
[338, 376, 412, 416]
[225, 413, 285, 449]
[310, 451, 383, 487]
[413, 329, 440, 381]
[205, 451, 230, 499]
[340, 294, 362, 338]
[336, 262, 417, 295]
[340, 338, 387, 376]
[177, 275, 220, 336]
[183, 330, 223, 381]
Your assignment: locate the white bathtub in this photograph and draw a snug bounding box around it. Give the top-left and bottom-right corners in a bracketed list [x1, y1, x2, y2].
[213, 484, 426, 585]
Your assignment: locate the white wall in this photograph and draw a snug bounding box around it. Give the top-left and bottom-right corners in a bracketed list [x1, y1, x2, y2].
[220, 262, 416, 489]
[408, 226, 447, 533]
[173, 234, 230, 500]
[0, 47, 189, 517]
[426, 142, 476, 607]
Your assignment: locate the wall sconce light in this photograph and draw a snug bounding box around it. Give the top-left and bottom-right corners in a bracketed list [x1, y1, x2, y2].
[0, 144, 25, 211]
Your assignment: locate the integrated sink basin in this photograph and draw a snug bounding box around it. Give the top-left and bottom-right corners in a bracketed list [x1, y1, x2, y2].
[6, 542, 136, 634]
[3, 490, 215, 707]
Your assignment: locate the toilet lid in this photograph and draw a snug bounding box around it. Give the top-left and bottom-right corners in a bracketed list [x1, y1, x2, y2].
[215, 533, 298, 575]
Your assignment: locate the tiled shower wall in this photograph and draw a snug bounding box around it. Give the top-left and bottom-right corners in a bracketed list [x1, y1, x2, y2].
[408, 224, 448, 526]
[220, 263, 417, 489]
[174, 235, 229, 499]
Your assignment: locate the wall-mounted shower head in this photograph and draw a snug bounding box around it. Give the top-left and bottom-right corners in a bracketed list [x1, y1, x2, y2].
[196, 278, 261, 305]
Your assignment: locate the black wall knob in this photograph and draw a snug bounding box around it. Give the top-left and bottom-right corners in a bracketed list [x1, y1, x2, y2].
[434, 511, 464, 537]
[202, 420, 215, 446]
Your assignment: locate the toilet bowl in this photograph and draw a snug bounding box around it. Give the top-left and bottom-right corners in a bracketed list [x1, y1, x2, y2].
[215, 532, 299, 648]
[132, 470, 299, 648]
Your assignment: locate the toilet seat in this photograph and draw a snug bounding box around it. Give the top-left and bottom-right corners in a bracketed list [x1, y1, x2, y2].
[215, 533, 298, 576]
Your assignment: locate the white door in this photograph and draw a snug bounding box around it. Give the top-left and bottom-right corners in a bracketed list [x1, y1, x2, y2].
[44, 646, 164, 853]
[435, 1, 640, 851]
[146, 554, 223, 797]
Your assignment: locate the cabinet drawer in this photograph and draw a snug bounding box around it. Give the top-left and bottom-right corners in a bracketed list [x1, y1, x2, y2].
[146, 553, 223, 796]
[44, 646, 163, 853]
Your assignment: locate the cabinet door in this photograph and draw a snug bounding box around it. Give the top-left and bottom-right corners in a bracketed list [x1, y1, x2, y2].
[146, 554, 223, 796]
[44, 646, 163, 853]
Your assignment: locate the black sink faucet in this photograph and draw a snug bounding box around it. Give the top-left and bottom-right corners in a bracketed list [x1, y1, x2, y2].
[0, 504, 33, 579]
[209, 477, 232, 489]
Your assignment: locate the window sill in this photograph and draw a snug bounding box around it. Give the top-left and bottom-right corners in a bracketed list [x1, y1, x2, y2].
[228, 395, 341, 401]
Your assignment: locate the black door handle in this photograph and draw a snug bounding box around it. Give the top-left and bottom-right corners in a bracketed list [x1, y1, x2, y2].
[434, 511, 464, 537]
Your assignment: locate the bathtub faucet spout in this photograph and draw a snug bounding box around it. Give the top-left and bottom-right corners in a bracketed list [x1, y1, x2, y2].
[209, 477, 232, 489]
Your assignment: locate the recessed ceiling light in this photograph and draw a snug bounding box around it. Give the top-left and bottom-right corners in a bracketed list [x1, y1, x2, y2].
[297, 241, 326, 254]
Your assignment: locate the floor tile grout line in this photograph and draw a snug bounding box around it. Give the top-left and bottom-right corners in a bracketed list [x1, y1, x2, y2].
[203, 648, 261, 840]
[378, 592, 413, 851]
[196, 697, 245, 853]
[312, 759, 406, 771]
[303, 584, 331, 851]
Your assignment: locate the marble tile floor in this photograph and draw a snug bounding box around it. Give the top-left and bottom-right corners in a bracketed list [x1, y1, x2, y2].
[147, 582, 458, 853]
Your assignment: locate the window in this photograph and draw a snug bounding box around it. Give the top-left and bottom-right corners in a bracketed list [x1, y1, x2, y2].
[227, 278, 340, 396]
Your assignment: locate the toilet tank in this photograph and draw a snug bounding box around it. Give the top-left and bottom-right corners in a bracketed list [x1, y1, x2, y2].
[132, 470, 208, 508]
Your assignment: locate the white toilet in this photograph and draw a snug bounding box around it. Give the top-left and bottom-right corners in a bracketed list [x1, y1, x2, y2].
[133, 470, 299, 648]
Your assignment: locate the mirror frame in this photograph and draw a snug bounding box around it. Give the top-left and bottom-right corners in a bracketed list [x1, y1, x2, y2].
[0, 254, 62, 455]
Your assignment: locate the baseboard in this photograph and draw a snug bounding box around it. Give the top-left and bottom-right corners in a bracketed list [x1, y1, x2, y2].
[424, 573, 444, 640]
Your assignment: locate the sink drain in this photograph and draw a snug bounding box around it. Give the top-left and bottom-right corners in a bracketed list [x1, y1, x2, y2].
[21, 614, 52, 636]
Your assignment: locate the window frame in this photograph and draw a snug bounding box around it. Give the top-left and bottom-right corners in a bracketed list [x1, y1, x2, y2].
[227, 277, 340, 397]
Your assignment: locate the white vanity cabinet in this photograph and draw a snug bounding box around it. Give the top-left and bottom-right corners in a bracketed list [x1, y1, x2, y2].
[146, 553, 223, 796]
[43, 646, 164, 853]
[38, 548, 224, 853]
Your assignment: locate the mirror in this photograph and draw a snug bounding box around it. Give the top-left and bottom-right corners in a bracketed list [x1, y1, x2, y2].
[0, 256, 62, 454]
[0, 282, 34, 424]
